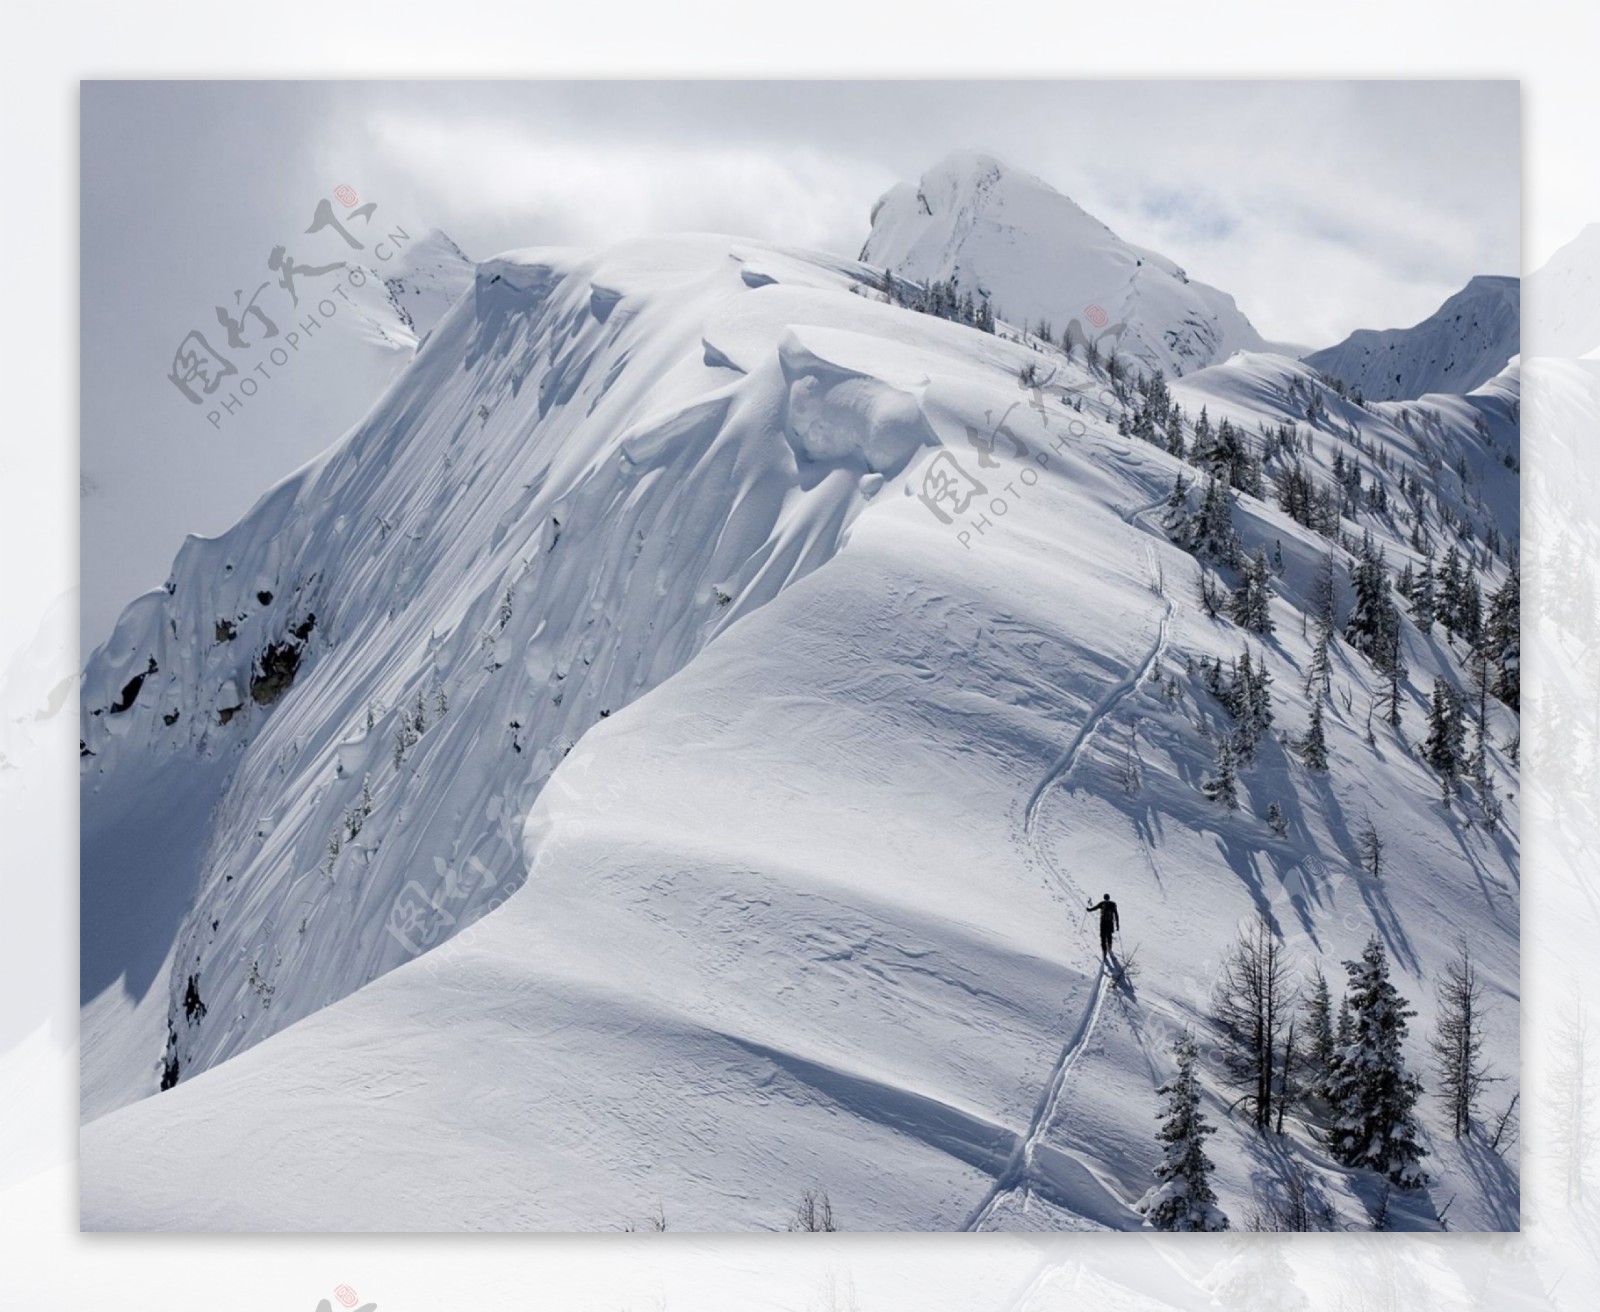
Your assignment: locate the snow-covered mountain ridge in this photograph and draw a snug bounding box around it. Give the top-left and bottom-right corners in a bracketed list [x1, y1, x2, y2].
[1305, 275, 1520, 402]
[81, 198, 1518, 1230]
[80, 235, 950, 1120]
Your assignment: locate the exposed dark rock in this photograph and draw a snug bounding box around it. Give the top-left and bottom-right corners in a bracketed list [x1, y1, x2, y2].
[249, 615, 317, 705]
[183, 973, 207, 1024]
[160, 1023, 179, 1091]
[109, 656, 159, 714]
[250, 638, 304, 705]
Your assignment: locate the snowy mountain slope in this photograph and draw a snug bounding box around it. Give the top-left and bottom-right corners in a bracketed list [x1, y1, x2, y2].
[79, 229, 474, 659]
[860, 151, 1267, 379]
[1304, 275, 1520, 402]
[79, 235, 945, 1121]
[81, 242, 1517, 1230]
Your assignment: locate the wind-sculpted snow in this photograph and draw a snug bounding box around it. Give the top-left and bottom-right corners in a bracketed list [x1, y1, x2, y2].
[80, 236, 942, 1118]
[83, 251, 1517, 1229]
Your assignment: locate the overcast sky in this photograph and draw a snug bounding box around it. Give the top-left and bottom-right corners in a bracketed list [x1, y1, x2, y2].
[81, 80, 1519, 651]
[339, 81, 1518, 341]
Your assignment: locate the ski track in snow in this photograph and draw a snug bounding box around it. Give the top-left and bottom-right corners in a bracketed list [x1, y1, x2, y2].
[1022, 594, 1172, 839]
[970, 510, 1171, 1231]
[964, 960, 1111, 1231]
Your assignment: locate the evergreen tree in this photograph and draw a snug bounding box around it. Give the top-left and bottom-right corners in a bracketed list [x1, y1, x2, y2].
[1245, 649, 1275, 748]
[1466, 647, 1495, 804]
[1331, 996, 1355, 1091]
[1312, 551, 1340, 638]
[1484, 564, 1520, 712]
[1325, 938, 1428, 1189]
[1439, 544, 1465, 634]
[1204, 735, 1240, 809]
[1189, 477, 1241, 567]
[1458, 571, 1483, 647]
[1140, 1031, 1230, 1231]
[1164, 406, 1186, 458]
[1275, 460, 1318, 529]
[1190, 406, 1214, 465]
[1423, 678, 1465, 791]
[1162, 470, 1192, 532]
[1298, 697, 1329, 772]
[1211, 646, 1276, 765]
[1344, 533, 1400, 674]
[1230, 548, 1275, 636]
[1183, 410, 1262, 495]
[1302, 965, 1337, 1096]
[1303, 624, 1333, 703]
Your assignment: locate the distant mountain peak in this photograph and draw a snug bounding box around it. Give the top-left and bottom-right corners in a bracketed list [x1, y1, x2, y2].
[861, 151, 1264, 377]
[1305, 275, 1520, 401]
[373, 227, 475, 341]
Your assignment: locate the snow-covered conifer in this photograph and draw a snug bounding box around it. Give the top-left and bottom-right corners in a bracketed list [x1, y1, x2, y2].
[1325, 938, 1428, 1189]
[1139, 1031, 1229, 1231]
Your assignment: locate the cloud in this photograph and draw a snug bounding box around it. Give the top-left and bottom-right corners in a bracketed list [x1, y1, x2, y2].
[318, 82, 1517, 350]
[354, 111, 896, 259]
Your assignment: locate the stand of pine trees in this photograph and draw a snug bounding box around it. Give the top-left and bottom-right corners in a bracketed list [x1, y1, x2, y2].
[880, 271, 996, 334]
[1198, 928, 1430, 1216]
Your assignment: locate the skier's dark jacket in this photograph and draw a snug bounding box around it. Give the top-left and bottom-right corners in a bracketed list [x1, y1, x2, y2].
[1089, 897, 1119, 934]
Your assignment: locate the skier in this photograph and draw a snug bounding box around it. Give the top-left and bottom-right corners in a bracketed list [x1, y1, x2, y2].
[1087, 893, 1120, 960]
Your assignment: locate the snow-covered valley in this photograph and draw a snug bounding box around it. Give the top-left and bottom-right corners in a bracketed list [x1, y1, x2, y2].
[79, 160, 1520, 1233]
